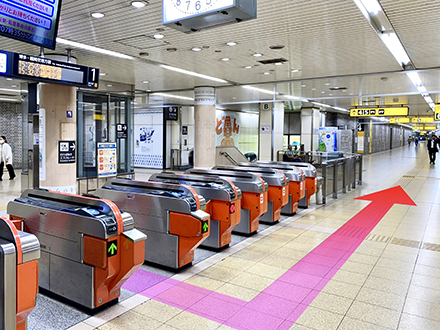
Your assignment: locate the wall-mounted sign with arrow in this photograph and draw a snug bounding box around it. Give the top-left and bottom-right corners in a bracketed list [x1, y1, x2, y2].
[107, 240, 118, 257]
[58, 140, 76, 164]
[117, 123, 128, 139]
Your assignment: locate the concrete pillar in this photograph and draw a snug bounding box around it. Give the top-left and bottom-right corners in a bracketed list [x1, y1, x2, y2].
[259, 102, 284, 161]
[300, 107, 321, 152]
[194, 87, 216, 168]
[39, 83, 77, 193]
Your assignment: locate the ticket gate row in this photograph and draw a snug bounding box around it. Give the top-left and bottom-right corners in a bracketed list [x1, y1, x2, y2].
[7, 189, 147, 310]
[0, 217, 39, 330]
[95, 179, 211, 269]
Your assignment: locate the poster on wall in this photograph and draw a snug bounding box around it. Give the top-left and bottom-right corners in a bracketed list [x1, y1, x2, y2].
[39, 108, 45, 181]
[97, 143, 117, 177]
[318, 127, 338, 152]
[357, 131, 365, 153]
[133, 110, 163, 168]
[215, 112, 240, 147]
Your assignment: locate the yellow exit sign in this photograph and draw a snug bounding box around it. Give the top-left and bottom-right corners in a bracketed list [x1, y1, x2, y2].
[413, 126, 436, 131]
[435, 105, 440, 121]
[350, 107, 409, 117]
[389, 118, 410, 123]
[411, 117, 434, 123]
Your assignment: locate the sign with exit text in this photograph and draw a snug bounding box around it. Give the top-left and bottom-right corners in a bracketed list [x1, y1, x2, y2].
[350, 107, 409, 117]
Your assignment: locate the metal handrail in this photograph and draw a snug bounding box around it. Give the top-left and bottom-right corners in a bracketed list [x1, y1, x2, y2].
[220, 151, 238, 165]
[77, 172, 135, 195]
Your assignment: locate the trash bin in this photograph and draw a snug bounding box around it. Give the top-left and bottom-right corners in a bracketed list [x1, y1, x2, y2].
[315, 176, 324, 205]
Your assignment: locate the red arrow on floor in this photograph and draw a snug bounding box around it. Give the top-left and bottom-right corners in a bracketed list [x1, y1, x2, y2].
[127, 186, 417, 330]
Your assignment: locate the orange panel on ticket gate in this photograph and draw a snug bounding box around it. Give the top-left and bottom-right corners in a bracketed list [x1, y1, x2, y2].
[185, 169, 268, 235]
[212, 166, 289, 224]
[149, 173, 242, 249]
[0, 216, 40, 330]
[6, 189, 147, 310]
[292, 163, 318, 207]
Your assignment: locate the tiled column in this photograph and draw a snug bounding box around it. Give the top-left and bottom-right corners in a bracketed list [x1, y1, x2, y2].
[194, 87, 216, 168]
[259, 102, 284, 161]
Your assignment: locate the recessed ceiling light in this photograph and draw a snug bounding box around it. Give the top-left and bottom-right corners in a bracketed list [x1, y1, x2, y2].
[192, 47, 202, 51]
[244, 66, 252, 69]
[253, 53, 263, 57]
[131, 1, 146, 8]
[264, 72, 270, 75]
[5, 78, 12, 81]
[142, 80, 149, 84]
[146, 89, 152, 92]
[333, 87, 340, 90]
[325, 82, 330, 85]
[222, 58, 230, 61]
[99, 72, 107, 76]
[91, 12, 105, 18]
[329, 93, 333, 96]
[291, 69, 299, 73]
[275, 62, 283, 66]
[321, 91, 325, 93]
[154, 34, 164, 39]
[342, 90, 347, 92]
[107, 84, 113, 87]
[10, 84, 18, 88]
[226, 42, 237, 46]
[301, 85, 306, 87]
[312, 88, 316, 90]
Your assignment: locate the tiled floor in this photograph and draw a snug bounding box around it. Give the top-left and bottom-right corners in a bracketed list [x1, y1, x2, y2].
[4, 144, 440, 329]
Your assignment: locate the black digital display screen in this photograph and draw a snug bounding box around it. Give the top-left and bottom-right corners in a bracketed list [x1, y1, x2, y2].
[0, 0, 62, 49]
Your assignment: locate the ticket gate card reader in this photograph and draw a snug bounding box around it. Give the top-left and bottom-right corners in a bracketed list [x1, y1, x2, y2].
[0, 217, 40, 330]
[149, 172, 242, 249]
[95, 179, 210, 269]
[241, 162, 306, 215]
[213, 165, 289, 224]
[7, 189, 146, 310]
[185, 169, 268, 235]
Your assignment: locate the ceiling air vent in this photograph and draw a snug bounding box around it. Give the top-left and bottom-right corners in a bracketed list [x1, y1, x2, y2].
[257, 58, 288, 65]
[329, 87, 347, 91]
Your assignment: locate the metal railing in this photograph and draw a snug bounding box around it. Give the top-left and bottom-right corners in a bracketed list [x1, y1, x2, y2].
[219, 151, 238, 165]
[77, 172, 135, 195]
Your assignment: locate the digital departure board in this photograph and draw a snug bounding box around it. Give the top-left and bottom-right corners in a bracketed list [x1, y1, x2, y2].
[350, 107, 409, 117]
[0, 50, 99, 88]
[0, 0, 62, 49]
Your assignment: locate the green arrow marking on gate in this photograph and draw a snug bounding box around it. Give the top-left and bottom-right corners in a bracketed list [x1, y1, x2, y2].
[108, 243, 117, 255]
[202, 222, 209, 233]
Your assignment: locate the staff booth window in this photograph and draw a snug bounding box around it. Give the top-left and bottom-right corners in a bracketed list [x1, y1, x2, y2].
[77, 92, 132, 178]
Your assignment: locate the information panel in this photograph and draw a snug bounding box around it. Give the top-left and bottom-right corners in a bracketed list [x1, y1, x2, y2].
[411, 117, 434, 123]
[389, 118, 410, 124]
[0, 0, 62, 49]
[350, 107, 409, 117]
[97, 142, 117, 178]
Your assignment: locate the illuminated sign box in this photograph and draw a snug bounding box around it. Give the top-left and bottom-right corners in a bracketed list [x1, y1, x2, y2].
[0, 52, 6, 74]
[163, 0, 257, 33]
[350, 107, 409, 117]
[389, 118, 410, 124]
[0, 0, 62, 49]
[411, 117, 434, 123]
[435, 105, 440, 121]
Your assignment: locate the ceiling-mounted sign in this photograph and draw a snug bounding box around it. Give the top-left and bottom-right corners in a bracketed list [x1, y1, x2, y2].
[389, 118, 410, 124]
[350, 107, 409, 117]
[0, 0, 62, 49]
[411, 117, 434, 123]
[413, 126, 436, 131]
[163, 0, 257, 33]
[435, 105, 440, 121]
[164, 106, 179, 121]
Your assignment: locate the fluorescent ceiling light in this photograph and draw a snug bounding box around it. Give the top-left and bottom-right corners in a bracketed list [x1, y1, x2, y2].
[0, 88, 26, 93]
[333, 107, 349, 112]
[263, 72, 270, 75]
[418, 86, 428, 93]
[154, 34, 164, 39]
[285, 95, 308, 102]
[0, 97, 20, 102]
[242, 85, 275, 95]
[91, 12, 105, 18]
[99, 72, 107, 76]
[291, 69, 299, 73]
[56, 38, 134, 60]
[226, 42, 237, 46]
[253, 53, 263, 57]
[244, 66, 252, 69]
[131, 1, 146, 8]
[152, 92, 193, 101]
[312, 102, 331, 108]
[380, 33, 411, 66]
[142, 80, 149, 84]
[406, 71, 422, 86]
[222, 58, 230, 61]
[5, 78, 12, 81]
[192, 47, 202, 51]
[359, 0, 382, 14]
[160, 64, 228, 83]
[275, 62, 283, 66]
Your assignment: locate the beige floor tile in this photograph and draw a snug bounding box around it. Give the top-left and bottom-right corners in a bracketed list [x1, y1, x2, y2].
[288, 324, 315, 330]
[414, 264, 440, 279]
[356, 287, 406, 311]
[337, 316, 392, 330]
[398, 313, 440, 330]
[322, 279, 362, 299]
[369, 265, 413, 283]
[272, 227, 306, 237]
[309, 292, 353, 315]
[270, 247, 309, 260]
[232, 272, 275, 292]
[215, 282, 260, 301]
[404, 297, 440, 321]
[216, 256, 256, 271]
[380, 250, 418, 264]
[232, 248, 268, 262]
[346, 301, 401, 329]
[260, 254, 299, 269]
[283, 240, 320, 252]
[132, 300, 182, 323]
[217, 325, 237, 330]
[156, 325, 179, 330]
[197, 264, 243, 282]
[296, 305, 344, 330]
[363, 276, 410, 296]
[246, 241, 280, 253]
[259, 234, 293, 245]
[184, 274, 225, 291]
[166, 310, 222, 330]
[339, 260, 374, 275]
[375, 258, 415, 272]
[245, 262, 288, 279]
[407, 284, 440, 304]
[347, 252, 380, 265]
[354, 245, 385, 257]
[331, 269, 368, 286]
[98, 311, 163, 330]
[412, 273, 440, 290]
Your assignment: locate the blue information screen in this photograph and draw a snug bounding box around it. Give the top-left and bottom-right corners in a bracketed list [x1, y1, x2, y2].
[0, 0, 62, 49]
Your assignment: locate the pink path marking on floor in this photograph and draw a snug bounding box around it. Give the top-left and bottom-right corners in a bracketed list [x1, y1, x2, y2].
[122, 186, 415, 329]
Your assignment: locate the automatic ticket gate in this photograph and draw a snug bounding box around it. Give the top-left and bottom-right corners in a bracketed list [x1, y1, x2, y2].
[255, 161, 317, 207]
[213, 165, 289, 224]
[95, 179, 210, 269]
[240, 162, 305, 215]
[0, 217, 39, 330]
[7, 189, 146, 310]
[149, 172, 241, 249]
[185, 169, 268, 235]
